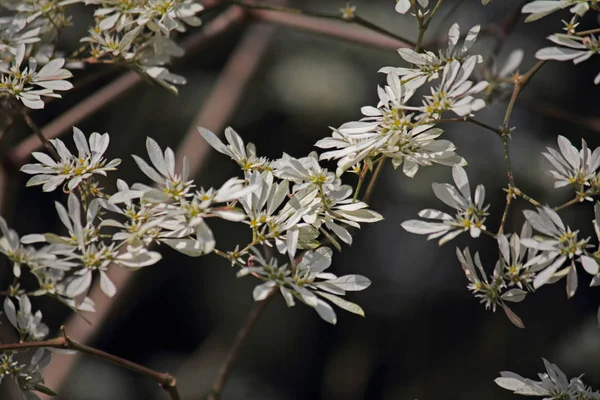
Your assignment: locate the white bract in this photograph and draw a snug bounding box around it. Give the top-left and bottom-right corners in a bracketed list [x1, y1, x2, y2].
[0, 44, 73, 109]
[316, 73, 466, 177]
[543, 134, 600, 195]
[522, 0, 594, 22]
[520, 206, 591, 297]
[496, 359, 600, 398]
[238, 246, 371, 324]
[402, 164, 489, 245]
[380, 24, 483, 91]
[21, 127, 121, 192]
[536, 33, 600, 84]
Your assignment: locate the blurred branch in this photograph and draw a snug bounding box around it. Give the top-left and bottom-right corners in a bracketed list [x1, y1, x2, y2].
[207, 290, 276, 400]
[232, 0, 416, 47]
[0, 327, 180, 400]
[363, 157, 386, 204]
[175, 10, 273, 173]
[242, 3, 412, 50]
[10, 4, 245, 168]
[525, 102, 600, 134]
[175, 15, 279, 399]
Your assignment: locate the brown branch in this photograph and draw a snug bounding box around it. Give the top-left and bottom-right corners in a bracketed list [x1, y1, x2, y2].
[207, 290, 275, 400]
[363, 157, 386, 204]
[0, 327, 180, 400]
[245, 7, 412, 50]
[232, 0, 416, 47]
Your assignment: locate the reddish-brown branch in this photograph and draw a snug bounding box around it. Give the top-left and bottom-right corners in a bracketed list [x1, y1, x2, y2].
[207, 290, 276, 400]
[0, 328, 180, 400]
[245, 8, 411, 50]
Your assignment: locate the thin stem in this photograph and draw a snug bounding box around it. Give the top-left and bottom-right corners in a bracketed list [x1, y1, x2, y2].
[502, 84, 520, 131]
[576, 27, 600, 36]
[554, 197, 583, 211]
[20, 112, 59, 161]
[552, 190, 598, 211]
[352, 16, 415, 46]
[0, 328, 180, 400]
[424, 0, 444, 29]
[501, 133, 515, 188]
[207, 290, 275, 400]
[363, 157, 386, 204]
[514, 189, 542, 207]
[437, 117, 502, 136]
[520, 60, 545, 90]
[352, 163, 369, 203]
[481, 229, 497, 239]
[497, 191, 513, 236]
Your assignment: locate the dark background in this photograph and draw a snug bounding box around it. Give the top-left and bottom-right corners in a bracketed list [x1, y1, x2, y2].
[2, 0, 600, 399]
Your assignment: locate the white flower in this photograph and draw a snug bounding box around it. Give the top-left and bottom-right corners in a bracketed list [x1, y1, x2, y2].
[520, 206, 591, 296]
[379, 24, 482, 90]
[131, 137, 194, 201]
[0, 216, 58, 277]
[536, 33, 600, 84]
[543, 134, 600, 193]
[402, 164, 488, 244]
[0, 44, 73, 109]
[522, 0, 593, 22]
[3, 295, 49, 341]
[417, 58, 488, 120]
[198, 127, 271, 176]
[239, 246, 371, 324]
[395, 0, 429, 14]
[496, 359, 600, 398]
[21, 127, 121, 192]
[316, 73, 466, 176]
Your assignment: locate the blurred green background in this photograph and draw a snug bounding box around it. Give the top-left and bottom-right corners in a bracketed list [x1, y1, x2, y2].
[2, 0, 600, 399]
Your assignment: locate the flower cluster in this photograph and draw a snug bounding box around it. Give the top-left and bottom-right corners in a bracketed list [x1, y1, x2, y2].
[315, 23, 486, 179]
[401, 164, 489, 244]
[496, 359, 600, 399]
[0, 44, 73, 109]
[239, 246, 371, 324]
[523, 0, 600, 85]
[81, 0, 203, 92]
[0, 0, 203, 111]
[401, 137, 600, 325]
[198, 126, 382, 323]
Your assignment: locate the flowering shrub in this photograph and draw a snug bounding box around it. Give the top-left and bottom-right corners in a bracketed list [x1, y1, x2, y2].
[1, 0, 600, 399]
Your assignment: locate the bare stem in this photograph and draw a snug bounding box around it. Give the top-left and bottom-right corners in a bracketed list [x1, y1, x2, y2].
[497, 190, 513, 236]
[501, 133, 515, 188]
[352, 163, 369, 203]
[575, 27, 600, 36]
[554, 197, 583, 211]
[363, 157, 386, 204]
[437, 117, 502, 136]
[0, 327, 180, 400]
[514, 189, 542, 207]
[207, 291, 275, 400]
